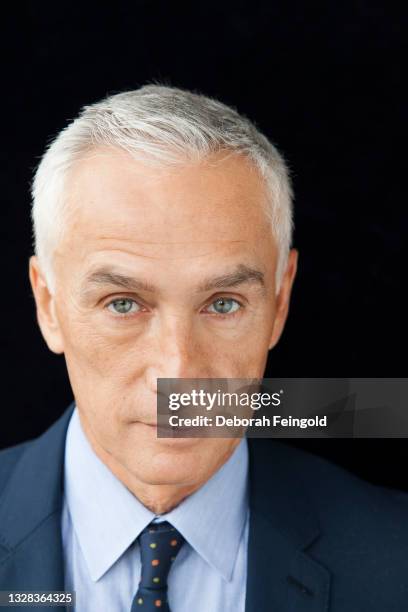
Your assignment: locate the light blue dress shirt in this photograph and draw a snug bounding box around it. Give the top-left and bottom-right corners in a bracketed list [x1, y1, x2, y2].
[61, 407, 249, 611]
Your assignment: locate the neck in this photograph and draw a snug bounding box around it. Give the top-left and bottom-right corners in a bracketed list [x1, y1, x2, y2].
[79, 417, 209, 515]
[102, 456, 203, 515]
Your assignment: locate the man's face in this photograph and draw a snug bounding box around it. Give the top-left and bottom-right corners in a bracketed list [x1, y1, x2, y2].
[30, 147, 297, 488]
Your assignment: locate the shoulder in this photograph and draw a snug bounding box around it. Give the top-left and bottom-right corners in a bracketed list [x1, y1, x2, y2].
[0, 440, 34, 496]
[254, 439, 408, 525]
[0, 405, 74, 502]
[277, 439, 408, 510]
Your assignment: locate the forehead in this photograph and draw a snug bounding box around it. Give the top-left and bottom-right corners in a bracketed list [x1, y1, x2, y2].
[56, 147, 276, 277]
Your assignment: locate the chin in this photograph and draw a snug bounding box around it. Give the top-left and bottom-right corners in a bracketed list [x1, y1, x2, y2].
[132, 445, 207, 486]
[134, 464, 199, 487]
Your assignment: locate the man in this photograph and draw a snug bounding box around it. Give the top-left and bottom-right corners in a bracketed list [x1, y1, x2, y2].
[0, 85, 407, 612]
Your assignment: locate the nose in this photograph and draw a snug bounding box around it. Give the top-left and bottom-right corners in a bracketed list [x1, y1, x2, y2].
[144, 312, 211, 391]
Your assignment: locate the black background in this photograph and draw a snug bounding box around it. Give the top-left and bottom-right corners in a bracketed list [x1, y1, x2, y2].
[0, 2, 406, 488]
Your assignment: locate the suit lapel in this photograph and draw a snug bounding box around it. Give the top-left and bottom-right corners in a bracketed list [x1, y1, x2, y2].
[0, 403, 75, 606]
[245, 439, 331, 612]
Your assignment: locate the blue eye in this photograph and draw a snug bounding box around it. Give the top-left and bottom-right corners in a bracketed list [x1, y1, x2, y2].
[107, 298, 140, 316]
[207, 298, 241, 315]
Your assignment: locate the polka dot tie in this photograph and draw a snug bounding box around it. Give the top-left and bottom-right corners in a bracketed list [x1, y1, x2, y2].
[130, 521, 185, 611]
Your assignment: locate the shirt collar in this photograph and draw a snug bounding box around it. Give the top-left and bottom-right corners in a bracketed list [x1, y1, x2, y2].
[64, 406, 248, 583]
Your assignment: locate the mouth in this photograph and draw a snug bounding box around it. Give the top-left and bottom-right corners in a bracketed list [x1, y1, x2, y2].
[129, 419, 202, 447]
[134, 420, 197, 438]
[135, 421, 172, 432]
[131, 421, 158, 430]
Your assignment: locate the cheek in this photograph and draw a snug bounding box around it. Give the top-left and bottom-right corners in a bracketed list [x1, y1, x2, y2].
[221, 346, 269, 378]
[229, 312, 274, 374]
[59, 306, 139, 376]
[59, 318, 146, 424]
[206, 328, 272, 378]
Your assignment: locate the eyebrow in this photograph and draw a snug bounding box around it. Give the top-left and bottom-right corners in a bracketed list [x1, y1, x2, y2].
[80, 263, 265, 298]
[198, 265, 265, 292]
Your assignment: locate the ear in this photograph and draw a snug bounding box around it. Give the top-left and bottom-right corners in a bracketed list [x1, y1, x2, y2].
[268, 248, 298, 350]
[28, 255, 64, 354]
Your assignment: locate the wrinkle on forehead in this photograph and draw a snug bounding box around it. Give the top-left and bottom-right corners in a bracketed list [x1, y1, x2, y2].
[56, 242, 263, 269]
[84, 238, 253, 258]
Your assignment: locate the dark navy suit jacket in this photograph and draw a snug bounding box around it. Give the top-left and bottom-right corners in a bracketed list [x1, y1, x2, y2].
[1, 402, 408, 611]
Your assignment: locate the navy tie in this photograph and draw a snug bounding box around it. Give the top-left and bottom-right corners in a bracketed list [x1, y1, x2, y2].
[131, 521, 185, 611]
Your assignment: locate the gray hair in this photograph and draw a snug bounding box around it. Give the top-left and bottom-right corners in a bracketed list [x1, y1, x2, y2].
[30, 84, 294, 295]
